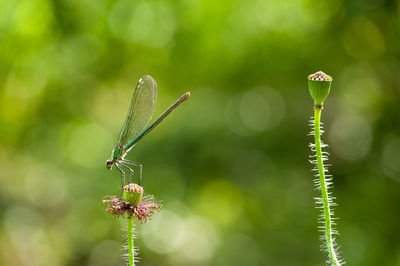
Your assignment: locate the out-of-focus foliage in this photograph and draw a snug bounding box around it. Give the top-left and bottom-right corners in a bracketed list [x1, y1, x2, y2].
[1, 0, 399, 265]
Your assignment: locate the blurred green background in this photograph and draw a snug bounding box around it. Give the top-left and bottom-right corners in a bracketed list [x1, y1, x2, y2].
[1, 0, 400, 265]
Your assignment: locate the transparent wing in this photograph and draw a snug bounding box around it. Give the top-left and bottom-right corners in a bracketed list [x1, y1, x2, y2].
[124, 92, 190, 152]
[117, 75, 157, 147]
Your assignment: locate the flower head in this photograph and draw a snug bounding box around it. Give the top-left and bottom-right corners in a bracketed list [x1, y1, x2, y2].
[103, 184, 162, 223]
[308, 71, 333, 106]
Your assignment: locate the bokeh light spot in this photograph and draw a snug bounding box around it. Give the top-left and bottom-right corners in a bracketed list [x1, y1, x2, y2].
[339, 64, 382, 111]
[90, 87, 129, 130]
[142, 210, 186, 253]
[56, 35, 102, 76]
[176, 216, 217, 263]
[25, 163, 68, 208]
[3, 206, 60, 266]
[239, 90, 270, 132]
[343, 17, 385, 59]
[11, 0, 54, 37]
[196, 179, 244, 225]
[109, 0, 175, 47]
[6, 55, 48, 101]
[225, 87, 285, 136]
[128, 3, 155, 42]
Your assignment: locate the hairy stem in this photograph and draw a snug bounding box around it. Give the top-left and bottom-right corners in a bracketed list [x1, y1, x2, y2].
[128, 215, 135, 266]
[313, 106, 340, 266]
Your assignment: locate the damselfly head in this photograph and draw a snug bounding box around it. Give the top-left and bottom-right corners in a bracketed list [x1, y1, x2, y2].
[106, 160, 113, 170]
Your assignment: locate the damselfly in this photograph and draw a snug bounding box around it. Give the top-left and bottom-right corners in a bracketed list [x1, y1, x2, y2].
[106, 75, 190, 189]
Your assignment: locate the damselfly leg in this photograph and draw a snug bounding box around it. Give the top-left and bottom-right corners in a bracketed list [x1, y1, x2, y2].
[122, 160, 143, 185]
[119, 162, 134, 184]
[115, 164, 126, 197]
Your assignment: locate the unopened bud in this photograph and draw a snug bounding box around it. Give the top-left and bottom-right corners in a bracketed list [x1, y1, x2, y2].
[308, 71, 333, 106]
[123, 183, 143, 207]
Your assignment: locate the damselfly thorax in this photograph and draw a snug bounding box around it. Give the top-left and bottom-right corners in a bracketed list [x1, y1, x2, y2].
[106, 144, 141, 189]
[106, 145, 126, 170]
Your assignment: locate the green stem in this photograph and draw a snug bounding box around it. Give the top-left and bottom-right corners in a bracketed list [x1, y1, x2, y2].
[128, 215, 135, 266]
[314, 106, 340, 266]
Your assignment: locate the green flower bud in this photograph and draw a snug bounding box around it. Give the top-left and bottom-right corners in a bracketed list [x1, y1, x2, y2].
[123, 183, 143, 207]
[307, 71, 333, 106]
